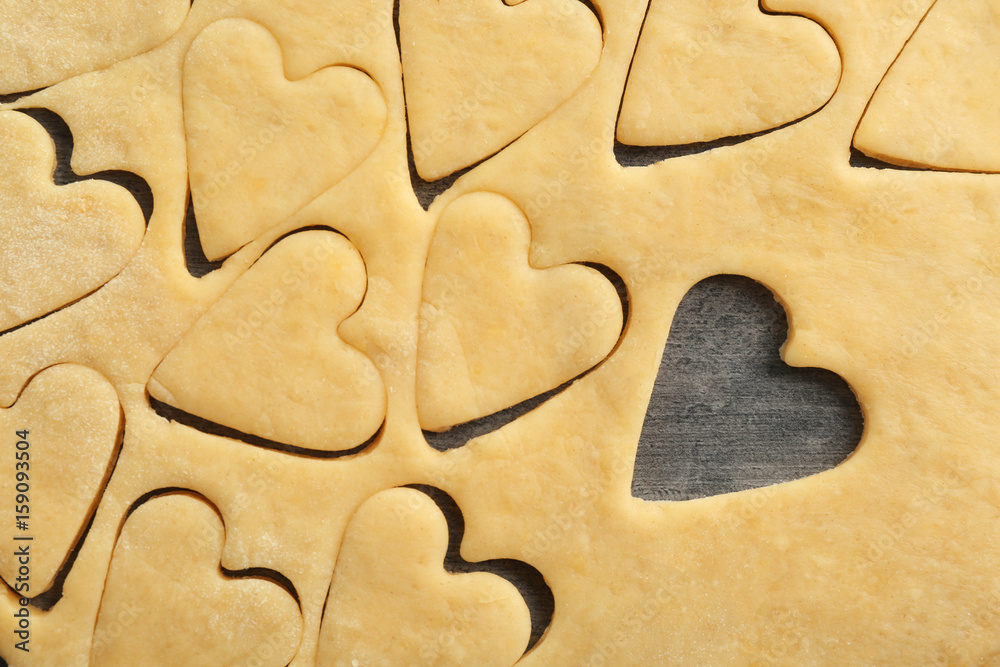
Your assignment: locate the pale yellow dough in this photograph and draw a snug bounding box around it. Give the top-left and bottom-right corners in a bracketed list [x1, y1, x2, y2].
[184, 19, 388, 260]
[0, 0, 189, 95]
[0, 365, 120, 595]
[316, 488, 530, 666]
[2, 0, 1000, 665]
[149, 230, 386, 452]
[854, 0, 1000, 172]
[417, 192, 622, 431]
[0, 110, 144, 332]
[91, 493, 302, 666]
[399, 0, 602, 180]
[618, 0, 841, 145]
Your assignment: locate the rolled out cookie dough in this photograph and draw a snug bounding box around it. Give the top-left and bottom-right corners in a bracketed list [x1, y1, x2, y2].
[0, 0, 999, 665]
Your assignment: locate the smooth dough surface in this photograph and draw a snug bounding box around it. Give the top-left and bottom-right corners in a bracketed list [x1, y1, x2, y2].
[184, 18, 388, 260]
[417, 192, 622, 431]
[149, 230, 386, 452]
[316, 488, 531, 666]
[399, 0, 602, 180]
[618, 0, 841, 145]
[853, 0, 1000, 172]
[0, 111, 145, 333]
[0, 365, 120, 595]
[90, 493, 302, 666]
[0, 0, 189, 95]
[2, 0, 1000, 665]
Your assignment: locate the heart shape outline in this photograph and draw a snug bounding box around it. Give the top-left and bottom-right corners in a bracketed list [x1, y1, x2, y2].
[617, 0, 842, 147]
[91, 491, 303, 666]
[631, 275, 863, 501]
[183, 18, 388, 261]
[0, 364, 122, 595]
[317, 487, 532, 665]
[399, 0, 603, 181]
[853, 0, 1000, 173]
[148, 229, 386, 454]
[416, 192, 624, 433]
[0, 110, 145, 333]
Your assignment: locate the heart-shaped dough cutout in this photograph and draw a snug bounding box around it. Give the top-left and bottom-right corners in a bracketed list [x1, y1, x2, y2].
[617, 0, 841, 146]
[0, 364, 121, 595]
[149, 230, 385, 452]
[0, 110, 145, 332]
[0, 0, 189, 94]
[317, 487, 530, 666]
[632, 276, 862, 501]
[854, 0, 1000, 172]
[184, 19, 388, 261]
[399, 0, 602, 181]
[417, 192, 622, 432]
[91, 493, 302, 665]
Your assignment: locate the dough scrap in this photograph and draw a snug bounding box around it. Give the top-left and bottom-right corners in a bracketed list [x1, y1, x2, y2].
[0, 0, 189, 95]
[0, 364, 120, 595]
[853, 0, 1000, 172]
[184, 18, 388, 261]
[618, 0, 842, 145]
[416, 192, 622, 431]
[0, 110, 145, 333]
[399, 0, 602, 180]
[148, 230, 385, 453]
[316, 487, 531, 666]
[91, 492, 302, 666]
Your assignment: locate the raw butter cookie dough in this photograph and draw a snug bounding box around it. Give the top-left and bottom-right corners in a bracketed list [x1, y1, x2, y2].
[2, 0, 1000, 665]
